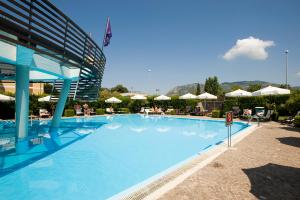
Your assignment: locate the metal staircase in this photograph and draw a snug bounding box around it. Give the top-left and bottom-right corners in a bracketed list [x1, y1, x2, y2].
[51, 74, 103, 102]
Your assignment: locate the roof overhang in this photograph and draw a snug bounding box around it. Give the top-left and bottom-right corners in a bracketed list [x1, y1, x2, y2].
[0, 40, 80, 81]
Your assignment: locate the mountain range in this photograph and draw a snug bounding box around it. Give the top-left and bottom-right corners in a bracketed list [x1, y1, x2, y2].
[166, 81, 299, 96]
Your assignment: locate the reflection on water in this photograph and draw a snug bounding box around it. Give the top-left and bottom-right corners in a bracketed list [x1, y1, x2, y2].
[183, 131, 197, 136]
[156, 127, 171, 133]
[75, 129, 94, 135]
[0, 119, 106, 177]
[199, 132, 217, 139]
[105, 123, 122, 130]
[0, 138, 11, 146]
[130, 127, 147, 133]
[106, 116, 114, 120]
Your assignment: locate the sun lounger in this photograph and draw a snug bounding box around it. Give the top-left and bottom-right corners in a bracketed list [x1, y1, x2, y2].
[240, 109, 252, 119]
[156, 108, 163, 115]
[198, 102, 208, 115]
[253, 110, 273, 122]
[73, 104, 84, 116]
[83, 104, 91, 116]
[144, 108, 150, 115]
[190, 107, 201, 116]
[232, 106, 240, 118]
[106, 108, 114, 114]
[165, 108, 174, 114]
[148, 108, 155, 114]
[285, 111, 300, 124]
[39, 109, 50, 118]
[185, 106, 192, 114]
[75, 108, 84, 116]
[260, 110, 273, 121]
[90, 108, 96, 115]
[175, 109, 185, 115]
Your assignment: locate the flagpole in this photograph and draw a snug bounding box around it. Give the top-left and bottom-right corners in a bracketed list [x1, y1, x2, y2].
[102, 17, 109, 51]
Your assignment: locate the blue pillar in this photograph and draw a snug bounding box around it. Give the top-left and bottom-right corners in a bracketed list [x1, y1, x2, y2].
[15, 45, 34, 152]
[51, 79, 71, 129]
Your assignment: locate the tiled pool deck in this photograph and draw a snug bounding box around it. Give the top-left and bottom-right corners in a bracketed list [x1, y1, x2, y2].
[152, 120, 300, 200]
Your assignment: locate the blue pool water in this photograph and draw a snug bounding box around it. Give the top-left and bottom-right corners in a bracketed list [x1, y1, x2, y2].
[0, 115, 249, 200]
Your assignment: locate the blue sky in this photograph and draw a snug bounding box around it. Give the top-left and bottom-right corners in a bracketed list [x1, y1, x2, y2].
[52, 0, 300, 94]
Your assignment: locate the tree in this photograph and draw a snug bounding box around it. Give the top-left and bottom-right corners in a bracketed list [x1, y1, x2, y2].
[204, 76, 221, 95]
[286, 92, 300, 115]
[111, 84, 129, 93]
[231, 85, 242, 91]
[100, 87, 110, 92]
[195, 83, 201, 95]
[279, 84, 291, 89]
[44, 83, 53, 94]
[247, 84, 262, 92]
[99, 89, 112, 101]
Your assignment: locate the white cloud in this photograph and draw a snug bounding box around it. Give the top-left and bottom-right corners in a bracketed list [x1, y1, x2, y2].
[223, 36, 275, 60]
[297, 71, 300, 76]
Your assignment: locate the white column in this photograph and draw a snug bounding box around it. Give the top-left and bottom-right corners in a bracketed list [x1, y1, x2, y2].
[15, 45, 34, 152]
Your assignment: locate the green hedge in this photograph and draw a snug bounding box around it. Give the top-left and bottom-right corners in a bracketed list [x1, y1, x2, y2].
[129, 100, 146, 113]
[224, 95, 290, 115]
[118, 108, 130, 113]
[64, 109, 75, 117]
[212, 109, 221, 118]
[286, 92, 300, 115]
[294, 116, 300, 127]
[96, 108, 105, 115]
[1, 91, 299, 119]
[169, 110, 177, 115]
[278, 116, 289, 122]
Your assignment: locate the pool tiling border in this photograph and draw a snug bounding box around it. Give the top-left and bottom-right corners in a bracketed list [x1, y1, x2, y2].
[108, 118, 258, 200]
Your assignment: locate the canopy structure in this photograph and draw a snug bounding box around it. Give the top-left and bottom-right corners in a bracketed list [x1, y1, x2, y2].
[252, 86, 290, 96]
[38, 95, 51, 102]
[0, 94, 15, 101]
[105, 97, 122, 104]
[198, 92, 217, 100]
[0, 0, 107, 147]
[131, 94, 147, 100]
[179, 93, 197, 100]
[225, 89, 252, 97]
[154, 95, 171, 101]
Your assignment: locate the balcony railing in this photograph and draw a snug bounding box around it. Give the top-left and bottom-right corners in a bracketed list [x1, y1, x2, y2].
[0, 0, 105, 77]
[0, 0, 106, 101]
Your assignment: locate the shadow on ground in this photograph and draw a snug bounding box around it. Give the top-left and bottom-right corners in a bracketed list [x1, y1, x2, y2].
[243, 163, 300, 199]
[277, 137, 300, 148]
[279, 126, 300, 133]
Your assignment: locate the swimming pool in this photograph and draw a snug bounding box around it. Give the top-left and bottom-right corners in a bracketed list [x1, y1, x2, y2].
[0, 114, 249, 200]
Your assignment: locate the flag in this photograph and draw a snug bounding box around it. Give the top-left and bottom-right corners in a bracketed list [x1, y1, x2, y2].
[103, 17, 112, 47]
